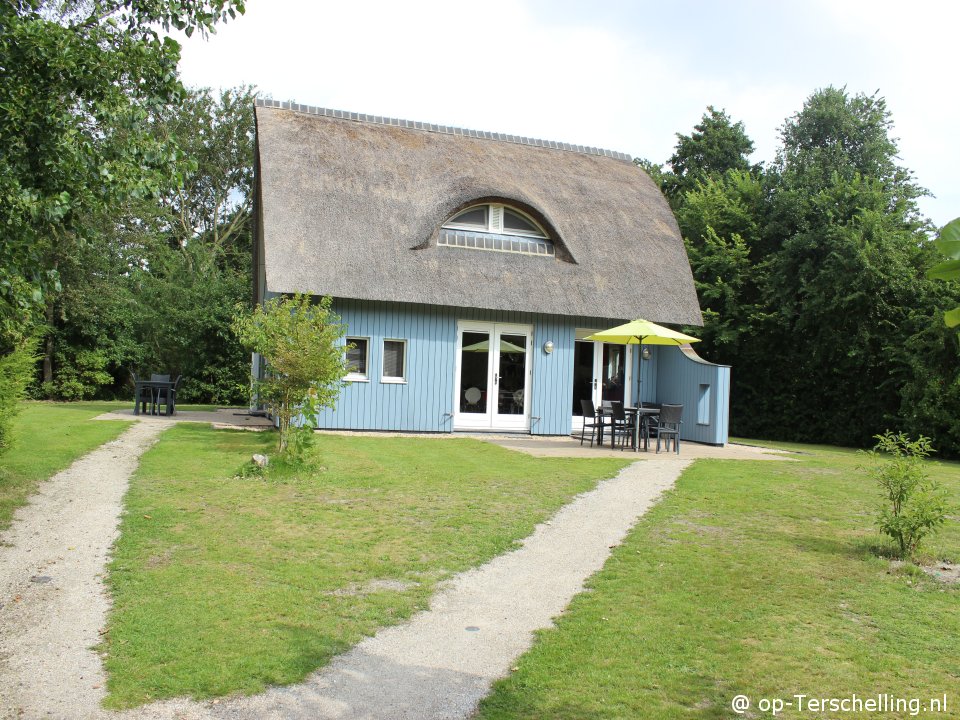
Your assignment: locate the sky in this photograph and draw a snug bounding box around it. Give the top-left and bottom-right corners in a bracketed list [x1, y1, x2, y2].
[176, 0, 959, 228]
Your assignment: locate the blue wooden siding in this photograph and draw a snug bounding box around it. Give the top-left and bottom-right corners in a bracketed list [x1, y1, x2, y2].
[531, 318, 574, 435]
[632, 344, 659, 405]
[312, 300, 621, 435]
[654, 346, 730, 445]
[302, 298, 730, 443]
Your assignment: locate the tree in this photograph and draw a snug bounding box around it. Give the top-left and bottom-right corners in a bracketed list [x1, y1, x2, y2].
[231, 295, 348, 454]
[740, 87, 945, 447]
[38, 86, 256, 403]
[662, 106, 755, 205]
[0, 1, 244, 336]
[674, 170, 765, 355]
[863, 432, 948, 559]
[0, 0, 244, 440]
[928, 217, 960, 328]
[652, 88, 960, 454]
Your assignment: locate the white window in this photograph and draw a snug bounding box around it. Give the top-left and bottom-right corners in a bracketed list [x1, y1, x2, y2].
[381, 339, 407, 383]
[345, 337, 369, 381]
[443, 203, 548, 238]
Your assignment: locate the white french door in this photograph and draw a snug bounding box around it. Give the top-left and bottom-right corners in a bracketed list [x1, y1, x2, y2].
[454, 321, 532, 431]
[571, 331, 632, 432]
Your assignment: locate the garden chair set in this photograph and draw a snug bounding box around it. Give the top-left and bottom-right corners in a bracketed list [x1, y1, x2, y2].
[579, 399, 683, 454]
[132, 373, 182, 416]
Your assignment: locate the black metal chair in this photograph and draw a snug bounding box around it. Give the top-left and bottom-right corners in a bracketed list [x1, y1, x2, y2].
[155, 375, 181, 416]
[655, 404, 684, 454]
[608, 401, 633, 450]
[579, 398, 604, 447]
[637, 402, 661, 450]
[132, 373, 154, 415]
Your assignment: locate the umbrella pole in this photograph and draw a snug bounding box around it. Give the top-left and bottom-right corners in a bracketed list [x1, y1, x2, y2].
[635, 334, 645, 406]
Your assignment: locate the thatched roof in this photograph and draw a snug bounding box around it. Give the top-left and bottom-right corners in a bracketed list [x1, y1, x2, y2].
[254, 100, 702, 325]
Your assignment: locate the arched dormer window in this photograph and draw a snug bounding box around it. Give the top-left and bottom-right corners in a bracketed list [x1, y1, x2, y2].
[439, 203, 555, 257]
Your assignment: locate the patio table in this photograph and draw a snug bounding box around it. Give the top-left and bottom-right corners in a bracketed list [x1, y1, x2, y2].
[625, 406, 661, 452]
[133, 380, 177, 416]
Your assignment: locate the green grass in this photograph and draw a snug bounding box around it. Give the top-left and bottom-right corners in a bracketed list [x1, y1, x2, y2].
[101, 425, 630, 708]
[0, 401, 130, 531]
[476, 443, 960, 719]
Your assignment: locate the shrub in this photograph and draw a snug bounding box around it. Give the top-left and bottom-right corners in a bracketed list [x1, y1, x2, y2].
[231, 294, 347, 455]
[863, 431, 949, 559]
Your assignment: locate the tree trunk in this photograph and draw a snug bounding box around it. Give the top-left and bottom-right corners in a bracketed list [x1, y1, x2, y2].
[42, 301, 54, 395]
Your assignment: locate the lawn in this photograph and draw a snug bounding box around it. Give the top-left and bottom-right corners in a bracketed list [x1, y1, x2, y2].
[0, 401, 131, 531]
[101, 424, 631, 708]
[477, 443, 960, 719]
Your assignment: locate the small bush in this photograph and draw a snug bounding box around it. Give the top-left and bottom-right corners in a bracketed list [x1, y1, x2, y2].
[231, 294, 347, 454]
[863, 431, 949, 559]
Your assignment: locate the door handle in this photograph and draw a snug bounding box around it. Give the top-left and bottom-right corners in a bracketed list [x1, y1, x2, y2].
[494, 373, 499, 385]
[593, 379, 597, 390]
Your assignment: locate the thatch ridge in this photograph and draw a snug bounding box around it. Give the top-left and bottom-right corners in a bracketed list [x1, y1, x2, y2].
[255, 98, 634, 163]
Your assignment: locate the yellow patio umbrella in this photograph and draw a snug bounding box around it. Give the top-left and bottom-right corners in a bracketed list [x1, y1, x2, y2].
[584, 319, 700, 404]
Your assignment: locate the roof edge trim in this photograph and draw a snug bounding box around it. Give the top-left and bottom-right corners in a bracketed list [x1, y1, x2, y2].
[255, 98, 635, 164]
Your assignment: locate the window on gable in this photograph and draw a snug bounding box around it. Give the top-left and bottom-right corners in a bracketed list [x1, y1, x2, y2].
[445, 206, 488, 230]
[502, 208, 543, 236]
[444, 204, 547, 238]
[440, 203, 554, 257]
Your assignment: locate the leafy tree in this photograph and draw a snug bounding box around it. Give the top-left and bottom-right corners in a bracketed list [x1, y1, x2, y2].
[0, 0, 243, 442]
[0, 0, 245, 338]
[39, 86, 256, 403]
[748, 88, 936, 446]
[655, 88, 960, 454]
[121, 86, 255, 403]
[231, 294, 348, 454]
[675, 170, 765, 355]
[662, 106, 755, 205]
[928, 217, 960, 328]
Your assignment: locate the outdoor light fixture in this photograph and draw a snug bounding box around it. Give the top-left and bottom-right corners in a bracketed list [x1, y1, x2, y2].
[641, 346, 652, 361]
[543, 340, 554, 354]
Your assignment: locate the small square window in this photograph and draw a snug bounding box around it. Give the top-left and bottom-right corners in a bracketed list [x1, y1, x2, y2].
[382, 339, 406, 383]
[345, 337, 369, 381]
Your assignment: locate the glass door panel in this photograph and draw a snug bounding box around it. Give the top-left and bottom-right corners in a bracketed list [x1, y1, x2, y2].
[459, 331, 490, 415]
[601, 344, 626, 405]
[496, 333, 527, 416]
[572, 340, 595, 416]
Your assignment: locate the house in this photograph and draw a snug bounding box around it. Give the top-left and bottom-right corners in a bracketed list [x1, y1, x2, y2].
[252, 99, 730, 444]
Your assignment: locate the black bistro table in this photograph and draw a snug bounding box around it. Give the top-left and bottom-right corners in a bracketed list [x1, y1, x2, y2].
[133, 379, 177, 416]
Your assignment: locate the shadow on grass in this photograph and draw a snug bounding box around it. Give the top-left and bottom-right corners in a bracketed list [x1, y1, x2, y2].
[766, 528, 900, 565]
[273, 623, 354, 680]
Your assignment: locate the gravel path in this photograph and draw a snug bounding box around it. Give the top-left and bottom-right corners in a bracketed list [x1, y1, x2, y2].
[1, 419, 692, 720]
[123, 455, 687, 720]
[0, 421, 165, 720]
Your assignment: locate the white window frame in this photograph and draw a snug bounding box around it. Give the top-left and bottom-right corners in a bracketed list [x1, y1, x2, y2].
[345, 336, 370, 382]
[381, 338, 407, 384]
[443, 203, 548, 239]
